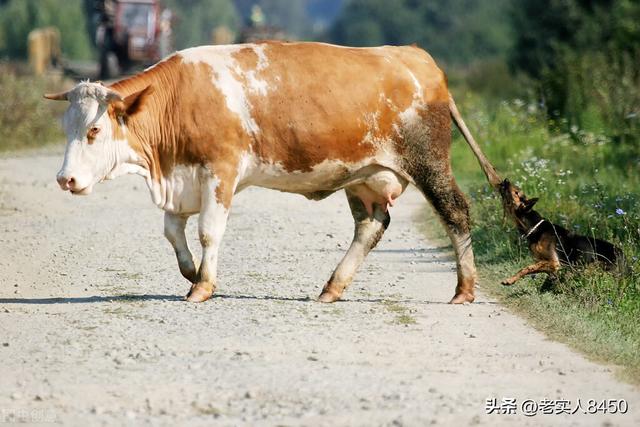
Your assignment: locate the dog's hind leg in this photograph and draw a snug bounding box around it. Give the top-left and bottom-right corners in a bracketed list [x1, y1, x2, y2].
[501, 260, 560, 286]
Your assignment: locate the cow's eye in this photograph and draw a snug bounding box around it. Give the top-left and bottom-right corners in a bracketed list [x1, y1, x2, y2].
[87, 126, 100, 144]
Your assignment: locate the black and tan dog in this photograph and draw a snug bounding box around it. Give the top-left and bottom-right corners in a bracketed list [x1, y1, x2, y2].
[498, 179, 624, 285]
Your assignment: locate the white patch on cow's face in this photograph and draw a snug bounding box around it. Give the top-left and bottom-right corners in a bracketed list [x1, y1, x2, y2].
[179, 44, 270, 134]
[56, 82, 142, 195]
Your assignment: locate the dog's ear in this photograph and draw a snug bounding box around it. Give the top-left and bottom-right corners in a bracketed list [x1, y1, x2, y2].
[523, 197, 539, 212]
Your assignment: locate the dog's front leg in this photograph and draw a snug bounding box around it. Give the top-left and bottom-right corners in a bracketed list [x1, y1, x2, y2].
[501, 260, 560, 286]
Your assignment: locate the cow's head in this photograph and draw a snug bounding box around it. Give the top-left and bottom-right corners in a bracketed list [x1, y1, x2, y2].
[44, 82, 151, 195]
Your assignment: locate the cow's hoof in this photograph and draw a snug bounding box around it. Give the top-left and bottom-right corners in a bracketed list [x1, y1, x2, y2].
[449, 292, 475, 304]
[185, 282, 214, 303]
[318, 290, 341, 303]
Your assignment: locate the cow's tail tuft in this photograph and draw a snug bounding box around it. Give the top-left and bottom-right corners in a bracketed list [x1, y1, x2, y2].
[448, 91, 502, 189]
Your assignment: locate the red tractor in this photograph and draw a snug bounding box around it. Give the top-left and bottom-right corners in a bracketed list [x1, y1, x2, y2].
[91, 0, 172, 79]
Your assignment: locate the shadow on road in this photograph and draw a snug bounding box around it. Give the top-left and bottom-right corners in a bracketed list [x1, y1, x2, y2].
[0, 293, 497, 305]
[0, 294, 182, 304]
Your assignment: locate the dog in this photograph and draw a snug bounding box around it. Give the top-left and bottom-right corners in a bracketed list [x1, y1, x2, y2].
[498, 179, 624, 286]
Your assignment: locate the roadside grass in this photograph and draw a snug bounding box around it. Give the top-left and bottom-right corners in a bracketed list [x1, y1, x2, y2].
[382, 300, 417, 326]
[0, 63, 65, 152]
[425, 93, 640, 384]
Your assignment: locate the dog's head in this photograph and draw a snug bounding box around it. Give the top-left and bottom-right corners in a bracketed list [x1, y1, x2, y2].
[499, 179, 539, 217]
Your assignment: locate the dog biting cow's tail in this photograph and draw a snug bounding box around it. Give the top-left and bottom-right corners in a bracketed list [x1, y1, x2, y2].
[448, 92, 503, 189]
[447, 94, 631, 282]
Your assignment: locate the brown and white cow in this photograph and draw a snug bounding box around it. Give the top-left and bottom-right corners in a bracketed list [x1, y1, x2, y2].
[45, 41, 500, 304]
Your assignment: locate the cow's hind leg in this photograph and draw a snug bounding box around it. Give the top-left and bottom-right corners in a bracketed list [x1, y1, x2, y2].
[164, 212, 198, 283]
[416, 172, 477, 304]
[318, 190, 390, 302]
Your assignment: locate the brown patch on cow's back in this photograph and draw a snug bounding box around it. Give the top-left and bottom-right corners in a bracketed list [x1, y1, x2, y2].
[233, 42, 445, 173]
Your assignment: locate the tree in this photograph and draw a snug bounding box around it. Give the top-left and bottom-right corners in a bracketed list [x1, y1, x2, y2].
[509, 0, 640, 139]
[329, 0, 512, 65]
[234, 0, 312, 38]
[164, 0, 240, 49]
[330, 0, 420, 47]
[0, 0, 93, 59]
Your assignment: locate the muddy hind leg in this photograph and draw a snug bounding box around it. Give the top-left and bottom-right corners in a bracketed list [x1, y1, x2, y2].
[318, 190, 390, 302]
[416, 172, 477, 304]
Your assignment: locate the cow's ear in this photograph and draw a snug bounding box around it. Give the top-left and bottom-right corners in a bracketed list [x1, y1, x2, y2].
[123, 85, 154, 116]
[110, 85, 153, 118]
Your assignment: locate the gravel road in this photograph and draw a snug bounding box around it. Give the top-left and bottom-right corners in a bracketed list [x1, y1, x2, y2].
[0, 150, 638, 426]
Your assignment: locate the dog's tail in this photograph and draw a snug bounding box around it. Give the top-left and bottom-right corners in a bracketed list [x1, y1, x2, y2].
[448, 92, 502, 189]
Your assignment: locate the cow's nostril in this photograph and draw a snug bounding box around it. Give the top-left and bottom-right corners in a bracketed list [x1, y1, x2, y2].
[56, 175, 75, 190]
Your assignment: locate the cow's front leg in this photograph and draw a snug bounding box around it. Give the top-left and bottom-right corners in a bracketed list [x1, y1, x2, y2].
[164, 212, 198, 283]
[185, 176, 231, 303]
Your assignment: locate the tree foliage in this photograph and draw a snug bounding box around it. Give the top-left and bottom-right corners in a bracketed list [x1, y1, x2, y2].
[234, 0, 312, 38]
[329, 0, 512, 65]
[164, 0, 240, 49]
[510, 0, 640, 140]
[0, 0, 93, 59]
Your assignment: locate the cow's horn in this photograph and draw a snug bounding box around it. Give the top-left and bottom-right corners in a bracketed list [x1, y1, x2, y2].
[105, 89, 124, 103]
[43, 90, 69, 101]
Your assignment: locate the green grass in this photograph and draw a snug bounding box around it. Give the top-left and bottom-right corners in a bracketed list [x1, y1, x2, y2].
[0, 63, 65, 152]
[434, 93, 640, 383]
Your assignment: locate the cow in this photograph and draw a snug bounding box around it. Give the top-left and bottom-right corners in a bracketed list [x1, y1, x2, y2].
[45, 41, 501, 304]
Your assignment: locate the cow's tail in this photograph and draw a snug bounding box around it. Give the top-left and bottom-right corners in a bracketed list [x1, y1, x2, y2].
[448, 91, 502, 189]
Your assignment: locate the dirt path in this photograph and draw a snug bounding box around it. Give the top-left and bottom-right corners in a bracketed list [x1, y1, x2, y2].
[0, 151, 638, 426]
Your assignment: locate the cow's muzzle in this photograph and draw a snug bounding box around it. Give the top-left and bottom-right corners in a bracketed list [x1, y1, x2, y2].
[56, 173, 92, 194]
[56, 174, 75, 191]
